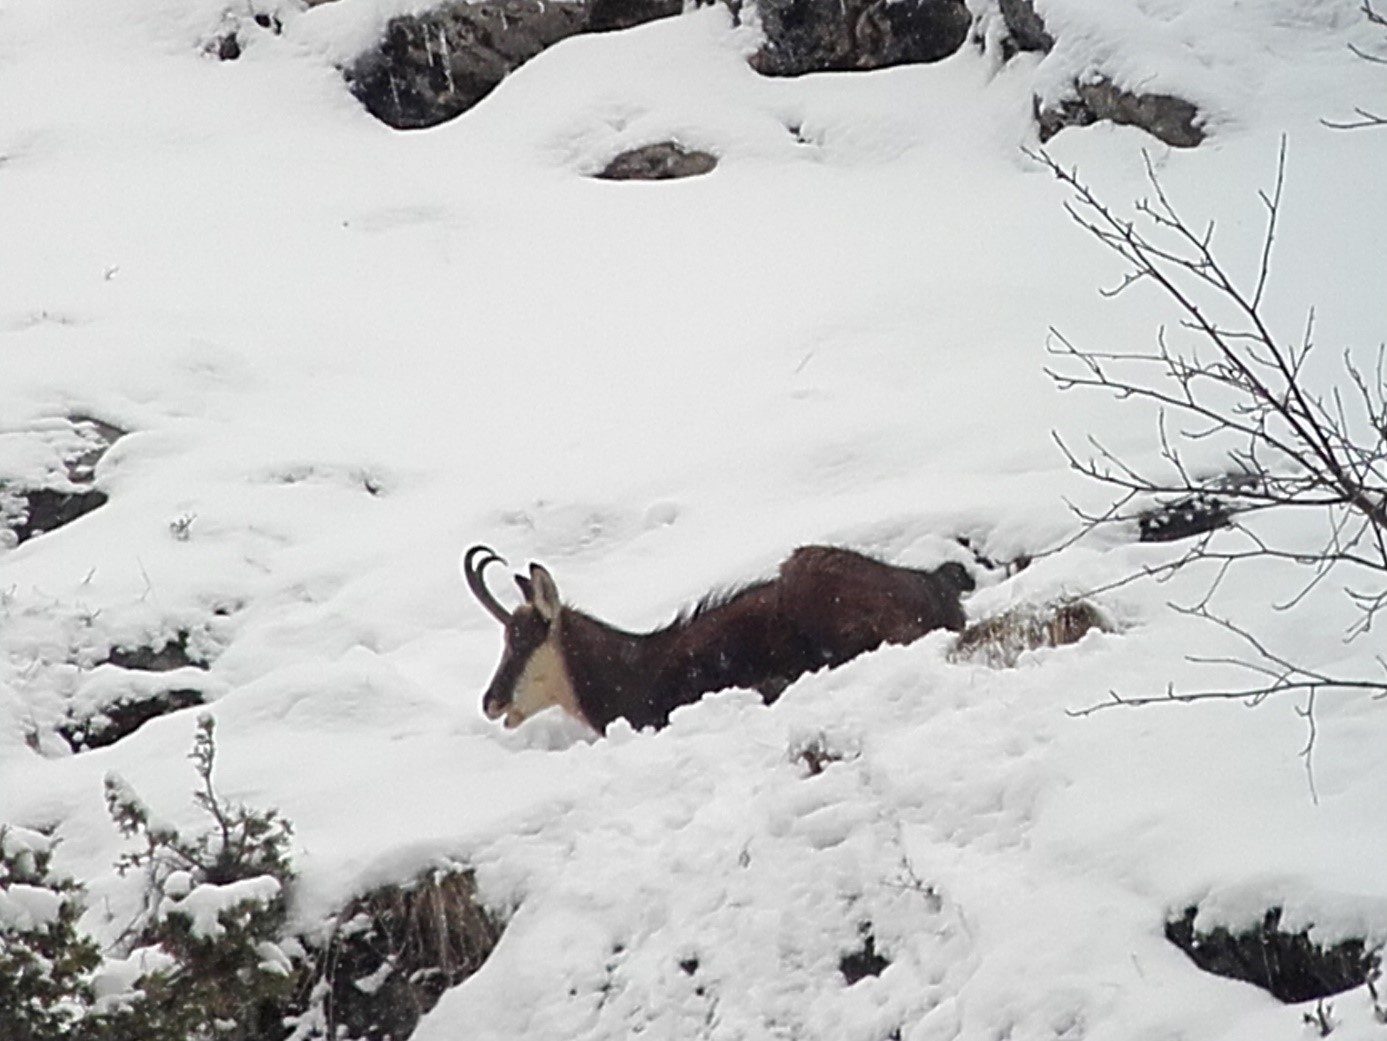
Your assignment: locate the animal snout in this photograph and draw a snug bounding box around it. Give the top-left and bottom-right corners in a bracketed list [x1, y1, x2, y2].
[481, 687, 510, 720]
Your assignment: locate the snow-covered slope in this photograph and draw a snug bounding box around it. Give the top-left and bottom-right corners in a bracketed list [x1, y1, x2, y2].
[2, 0, 1386, 1036]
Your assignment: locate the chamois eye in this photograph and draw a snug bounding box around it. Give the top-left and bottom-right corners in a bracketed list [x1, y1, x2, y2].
[510, 612, 548, 650]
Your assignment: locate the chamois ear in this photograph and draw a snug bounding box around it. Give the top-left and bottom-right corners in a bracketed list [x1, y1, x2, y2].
[515, 574, 534, 601]
[529, 563, 561, 622]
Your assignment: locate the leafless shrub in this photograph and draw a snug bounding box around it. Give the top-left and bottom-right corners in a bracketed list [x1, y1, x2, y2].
[1030, 139, 1387, 777]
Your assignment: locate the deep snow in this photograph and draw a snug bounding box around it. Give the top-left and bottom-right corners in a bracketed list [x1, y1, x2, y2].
[2, 0, 1387, 1036]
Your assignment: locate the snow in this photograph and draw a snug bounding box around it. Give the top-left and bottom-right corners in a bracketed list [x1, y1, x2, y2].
[2, 0, 1386, 1036]
[164, 875, 283, 939]
[0, 881, 64, 931]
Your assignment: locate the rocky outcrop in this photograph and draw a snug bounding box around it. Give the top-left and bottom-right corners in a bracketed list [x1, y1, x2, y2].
[588, 0, 683, 32]
[347, 0, 589, 129]
[1036, 80, 1204, 148]
[748, 0, 970, 76]
[349, 0, 973, 129]
[996, 0, 1051, 55]
[596, 142, 718, 179]
[993, 0, 1205, 148]
[1166, 906, 1381, 1003]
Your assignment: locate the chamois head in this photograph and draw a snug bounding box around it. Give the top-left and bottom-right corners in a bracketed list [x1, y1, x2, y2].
[463, 545, 580, 729]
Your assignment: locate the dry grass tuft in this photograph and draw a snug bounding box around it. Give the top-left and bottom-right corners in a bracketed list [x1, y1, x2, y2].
[310, 866, 503, 1041]
[949, 599, 1110, 669]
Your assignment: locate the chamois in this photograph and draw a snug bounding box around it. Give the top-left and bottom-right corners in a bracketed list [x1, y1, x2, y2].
[463, 544, 974, 732]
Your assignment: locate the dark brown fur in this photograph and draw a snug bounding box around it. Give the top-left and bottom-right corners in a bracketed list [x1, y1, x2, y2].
[475, 545, 974, 732]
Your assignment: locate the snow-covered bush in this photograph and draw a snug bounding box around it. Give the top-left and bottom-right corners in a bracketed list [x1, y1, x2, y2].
[103, 715, 300, 1041]
[0, 826, 103, 1041]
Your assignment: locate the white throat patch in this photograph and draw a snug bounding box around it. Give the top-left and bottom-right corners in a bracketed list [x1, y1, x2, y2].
[504, 631, 584, 729]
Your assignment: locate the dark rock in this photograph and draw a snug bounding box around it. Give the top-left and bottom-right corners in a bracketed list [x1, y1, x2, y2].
[346, 0, 588, 130]
[1137, 492, 1231, 543]
[840, 926, 890, 984]
[1166, 906, 1381, 1003]
[1, 416, 126, 546]
[588, 0, 683, 32]
[4, 488, 108, 545]
[749, 0, 970, 75]
[105, 631, 209, 672]
[1037, 79, 1204, 148]
[64, 415, 127, 483]
[596, 142, 718, 180]
[211, 32, 242, 60]
[58, 689, 206, 752]
[997, 0, 1052, 54]
[991, 2, 1204, 147]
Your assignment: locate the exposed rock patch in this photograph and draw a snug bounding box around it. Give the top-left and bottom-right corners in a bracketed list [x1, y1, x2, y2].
[105, 630, 210, 672]
[1137, 492, 1231, 543]
[596, 142, 718, 180]
[748, 0, 970, 76]
[1, 415, 126, 546]
[996, 0, 1051, 55]
[991, 0, 1204, 147]
[587, 0, 683, 32]
[346, 0, 588, 129]
[1036, 81, 1204, 148]
[1135, 474, 1261, 543]
[3, 487, 109, 545]
[53, 632, 215, 752]
[58, 689, 206, 752]
[1166, 906, 1381, 1003]
[348, 0, 973, 129]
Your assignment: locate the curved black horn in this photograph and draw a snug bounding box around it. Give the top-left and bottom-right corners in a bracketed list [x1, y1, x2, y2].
[463, 545, 511, 624]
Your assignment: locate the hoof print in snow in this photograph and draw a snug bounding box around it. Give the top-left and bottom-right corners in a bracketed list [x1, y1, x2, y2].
[1166, 906, 1382, 1003]
[949, 599, 1108, 669]
[840, 925, 890, 984]
[596, 142, 718, 180]
[347, 1, 588, 129]
[1, 415, 126, 545]
[304, 866, 503, 1040]
[58, 689, 206, 752]
[1036, 80, 1204, 148]
[748, 0, 970, 77]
